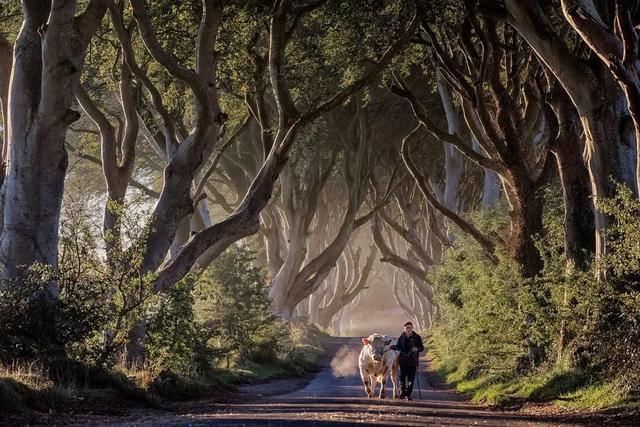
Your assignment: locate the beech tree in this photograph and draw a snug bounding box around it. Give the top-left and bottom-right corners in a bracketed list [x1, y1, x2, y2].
[62, 0, 416, 294]
[392, 268, 430, 330]
[149, 0, 417, 293]
[268, 100, 398, 317]
[395, 4, 563, 277]
[316, 241, 377, 329]
[559, 0, 640, 196]
[0, 34, 10, 171]
[500, 0, 634, 264]
[0, 0, 108, 279]
[371, 185, 438, 312]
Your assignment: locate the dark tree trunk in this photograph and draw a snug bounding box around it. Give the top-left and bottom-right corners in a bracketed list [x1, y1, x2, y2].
[502, 164, 550, 279]
[549, 91, 595, 269]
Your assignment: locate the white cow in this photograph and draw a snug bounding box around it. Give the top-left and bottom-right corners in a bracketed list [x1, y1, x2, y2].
[358, 333, 399, 399]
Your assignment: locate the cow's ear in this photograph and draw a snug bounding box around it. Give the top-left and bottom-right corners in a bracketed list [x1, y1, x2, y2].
[362, 337, 370, 345]
[384, 339, 392, 346]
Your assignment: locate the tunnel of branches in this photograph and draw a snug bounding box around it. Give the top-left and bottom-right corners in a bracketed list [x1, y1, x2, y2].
[2, 0, 640, 391]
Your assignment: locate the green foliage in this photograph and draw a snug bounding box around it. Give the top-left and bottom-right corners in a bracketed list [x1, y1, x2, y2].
[431, 185, 640, 408]
[145, 277, 213, 376]
[559, 382, 629, 410]
[197, 245, 289, 365]
[142, 245, 325, 400]
[0, 202, 157, 365]
[429, 204, 550, 379]
[590, 186, 640, 392]
[434, 360, 593, 408]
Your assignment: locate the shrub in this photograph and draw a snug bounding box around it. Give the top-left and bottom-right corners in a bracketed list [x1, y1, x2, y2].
[195, 245, 290, 366]
[430, 185, 640, 404]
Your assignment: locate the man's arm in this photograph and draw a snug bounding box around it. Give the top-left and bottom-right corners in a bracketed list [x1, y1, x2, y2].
[391, 335, 405, 351]
[415, 335, 425, 353]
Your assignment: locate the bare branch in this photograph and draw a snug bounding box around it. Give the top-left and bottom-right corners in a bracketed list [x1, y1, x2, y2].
[129, 0, 204, 94]
[194, 115, 250, 200]
[401, 127, 500, 262]
[66, 143, 159, 198]
[390, 75, 504, 171]
[110, 4, 180, 153]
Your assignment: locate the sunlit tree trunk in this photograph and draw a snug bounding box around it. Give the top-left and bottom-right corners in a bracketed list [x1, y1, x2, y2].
[0, 0, 106, 280]
[504, 0, 629, 267]
[317, 244, 376, 329]
[150, 5, 417, 292]
[436, 73, 464, 215]
[0, 0, 106, 352]
[0, 34, 11, 171]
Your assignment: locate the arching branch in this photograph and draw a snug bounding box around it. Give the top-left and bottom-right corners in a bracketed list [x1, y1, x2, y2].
[401, 127, 500, 263]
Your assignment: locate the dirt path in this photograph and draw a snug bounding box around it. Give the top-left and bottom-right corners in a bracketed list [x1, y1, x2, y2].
[61, 337, 632, 426]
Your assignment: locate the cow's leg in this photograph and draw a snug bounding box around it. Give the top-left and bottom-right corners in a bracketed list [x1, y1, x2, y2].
[362, 374, 373, 398]
[368, 375, 376, 398]
[391, 363, 400, 399]
[379, 375, 387, 399]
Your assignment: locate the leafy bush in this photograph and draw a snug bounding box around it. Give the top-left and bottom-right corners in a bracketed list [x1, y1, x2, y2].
[0, 207, 324, 407]
[429, 204, 555, 379]
[144, 244, 323, 387]
[195, 245, 290, 366]
[0, 201, 160, 366]
[145, 277, 211, 376]
[430, 185, 640, 405]
[592, 186, 640, 392]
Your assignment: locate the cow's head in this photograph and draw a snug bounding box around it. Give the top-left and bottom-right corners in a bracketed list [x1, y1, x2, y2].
[362, 334, 392, 362]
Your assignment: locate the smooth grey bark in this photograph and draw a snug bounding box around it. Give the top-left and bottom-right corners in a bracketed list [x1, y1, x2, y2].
[436, 73, 464, 214]
[317, 244, 377, 329]
[267, 145, 336, 317]
[398, 7, 558, 277]
[503, 0, 628, 265]
[151, 6, 417, 292]
[127, 0, 224, 276]
[400, 129, 500, 264]
[267, 93, 404, 317]
[472, 138, 501, 207]
[559, 0, 640, 196]
[548, 87, 595, 268]
[0, 0, 107, 280]
[0, 34, 11, 167]
[371, 211, 436, 307]
[75, 58, 138, 261]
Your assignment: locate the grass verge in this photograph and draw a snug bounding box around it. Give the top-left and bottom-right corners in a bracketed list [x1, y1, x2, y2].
[430, 350, 637, 411]
[1, 324, 327, 413]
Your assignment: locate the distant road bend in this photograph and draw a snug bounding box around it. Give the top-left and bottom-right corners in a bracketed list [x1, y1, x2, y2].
[111, 337, 592, 426]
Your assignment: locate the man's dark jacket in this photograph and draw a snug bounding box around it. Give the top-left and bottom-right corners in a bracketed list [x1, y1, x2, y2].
[393, 332, 424, 367]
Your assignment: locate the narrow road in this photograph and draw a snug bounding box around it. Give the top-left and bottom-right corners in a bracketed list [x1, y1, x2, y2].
[100, 337, 595, 426]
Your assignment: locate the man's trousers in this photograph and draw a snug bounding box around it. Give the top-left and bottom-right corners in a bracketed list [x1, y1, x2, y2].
[399, 364, 417, 396]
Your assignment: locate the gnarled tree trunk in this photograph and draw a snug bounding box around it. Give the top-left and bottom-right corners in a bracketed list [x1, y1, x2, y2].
[504, 0, 628, 265]
[0, 0, 106, 279]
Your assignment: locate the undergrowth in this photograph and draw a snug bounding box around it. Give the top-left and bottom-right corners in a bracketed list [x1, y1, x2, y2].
[0, 321, 326, 412]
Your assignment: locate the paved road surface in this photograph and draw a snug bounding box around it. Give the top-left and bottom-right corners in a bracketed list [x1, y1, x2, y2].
[101, 337, 594, 426]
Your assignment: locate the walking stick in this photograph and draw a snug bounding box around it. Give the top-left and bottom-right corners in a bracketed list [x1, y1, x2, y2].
[416, 353, 422, 400]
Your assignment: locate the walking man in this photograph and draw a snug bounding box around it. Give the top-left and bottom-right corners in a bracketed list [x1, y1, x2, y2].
[391, 321, 424, 400]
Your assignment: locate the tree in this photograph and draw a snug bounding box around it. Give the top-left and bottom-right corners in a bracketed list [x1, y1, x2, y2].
[316, 241, 377, 329]
[559, 0, 640, 196]
[395, 4, 560, 277]
[268, 99, 398, 317]
[0, 1, 108, 283]
[501, 0, 633, 266]
[151, 0, 418, 292]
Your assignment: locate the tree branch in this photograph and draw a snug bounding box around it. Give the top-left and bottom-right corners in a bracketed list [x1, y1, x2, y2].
[401, 127, 500, 262]
[66, 143, 159, 198]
